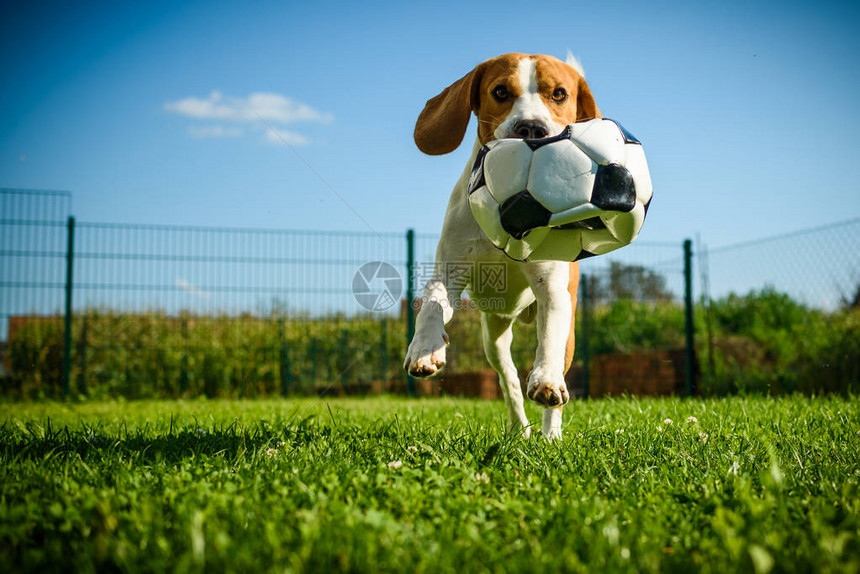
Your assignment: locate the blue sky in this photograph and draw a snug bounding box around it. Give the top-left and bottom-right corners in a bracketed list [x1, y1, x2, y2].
[2, 0, 859, 247]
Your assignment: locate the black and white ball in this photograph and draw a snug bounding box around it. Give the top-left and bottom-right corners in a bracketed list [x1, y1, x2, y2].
[467, 118, 653, 262]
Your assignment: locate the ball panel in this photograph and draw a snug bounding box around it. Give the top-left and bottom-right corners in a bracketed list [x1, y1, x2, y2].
[504, 226, 550, 261]
[590, 164, 637, 213]
[499, 191, 552, 240]
[569, 119, 626, 166]
[614, 120, 641, 145]
[547, 202, 603, 227]
[622, 143, 653, 205]
[574, 250, 599, 261]
[520, 228, 581, 262]
[553, 216, 607, 231]
[580, 227, 625, 255]
[467, 145, 490, 195]
[483, 140, 533, 204]
[468, 185, 510, 249]
[601, 202, 646, 245]
[527, 139, 595, 213]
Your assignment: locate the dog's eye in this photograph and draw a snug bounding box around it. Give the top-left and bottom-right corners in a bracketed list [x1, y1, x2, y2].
[552, 88, 567, 103]
[492, 85, 509, 102]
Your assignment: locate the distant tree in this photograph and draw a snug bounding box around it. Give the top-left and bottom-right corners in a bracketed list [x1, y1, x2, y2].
[841, 284, 860, 310]
[592, 261, 674, 303]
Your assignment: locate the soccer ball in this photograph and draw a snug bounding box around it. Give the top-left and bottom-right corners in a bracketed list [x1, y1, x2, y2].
[467, 118, 653, 262]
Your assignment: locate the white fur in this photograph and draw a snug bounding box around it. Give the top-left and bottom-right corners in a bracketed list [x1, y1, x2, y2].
[565, 51, 585, 78]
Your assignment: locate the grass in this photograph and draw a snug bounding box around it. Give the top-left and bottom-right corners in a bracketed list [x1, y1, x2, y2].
[1, 396, 859, 573]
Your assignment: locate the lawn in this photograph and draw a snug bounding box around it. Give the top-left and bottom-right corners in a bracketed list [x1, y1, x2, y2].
[1, 396, 858, 573]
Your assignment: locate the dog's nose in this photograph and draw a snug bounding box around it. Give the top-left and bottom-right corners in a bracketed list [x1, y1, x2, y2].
[513, 120, 549, 139]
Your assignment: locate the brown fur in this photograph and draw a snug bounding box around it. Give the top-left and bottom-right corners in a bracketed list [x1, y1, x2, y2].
[415, 53, 601, 153]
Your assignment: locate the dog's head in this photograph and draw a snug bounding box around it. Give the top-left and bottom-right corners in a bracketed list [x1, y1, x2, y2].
[415, 53, 600, 155]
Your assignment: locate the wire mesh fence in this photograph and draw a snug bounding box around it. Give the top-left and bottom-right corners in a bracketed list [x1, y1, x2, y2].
[697, 218, 859, 395]
[70, 223, 415, 398]
[702, 219, 860, 311]
[0, 190, 72, 395]
[0, 189, 70, 340]
[1, 189, 856, 398]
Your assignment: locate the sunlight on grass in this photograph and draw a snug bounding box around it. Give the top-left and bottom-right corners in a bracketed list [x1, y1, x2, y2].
[1, 396, 858, 573]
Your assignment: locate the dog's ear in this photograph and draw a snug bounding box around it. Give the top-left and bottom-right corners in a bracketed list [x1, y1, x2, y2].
[576, 76, 601, 122]
[414, 63, 487, 155]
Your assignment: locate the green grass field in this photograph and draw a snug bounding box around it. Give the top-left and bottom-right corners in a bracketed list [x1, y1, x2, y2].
[1, 396, 858, 573]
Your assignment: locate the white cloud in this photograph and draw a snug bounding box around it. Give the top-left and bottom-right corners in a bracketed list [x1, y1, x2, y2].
[176, 278, 210, 298]
[165, 91, 333, 125]
[188, 125, 244, 139]
[262, 127, 309, 146]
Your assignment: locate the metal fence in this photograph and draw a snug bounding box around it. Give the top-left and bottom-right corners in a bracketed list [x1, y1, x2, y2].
[2, 188, 857, 398]
[0, 189, 71, 342]
[695, 218, 859, 394]
[702, 219, 860, 311]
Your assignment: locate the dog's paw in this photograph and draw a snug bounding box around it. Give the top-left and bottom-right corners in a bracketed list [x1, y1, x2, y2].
[542, 407, 563, 441]
[526, 369, 570, 407]
[404, 330, 448, 378]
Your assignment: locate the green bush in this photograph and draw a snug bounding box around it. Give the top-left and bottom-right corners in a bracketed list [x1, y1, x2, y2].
[5, 318, 64, 398]
[700, 288, 859, 395]
[4, 287, 857, 398]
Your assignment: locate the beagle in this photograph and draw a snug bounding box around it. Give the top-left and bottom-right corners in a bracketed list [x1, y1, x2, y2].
[404, 53, 600, 439]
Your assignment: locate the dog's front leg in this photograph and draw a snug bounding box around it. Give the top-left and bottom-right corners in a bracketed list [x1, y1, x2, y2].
[523, 262, 572, 439]
[404, 263, 469, 378]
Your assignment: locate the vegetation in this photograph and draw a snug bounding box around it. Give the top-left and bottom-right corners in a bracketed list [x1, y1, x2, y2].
[702, 288, 859, 395]
[1, 396, 858, 573]
[3, 287, 857, 399]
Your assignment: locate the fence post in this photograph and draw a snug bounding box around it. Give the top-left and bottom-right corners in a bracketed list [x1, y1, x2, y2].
[279, 318, 292, 396]
[179, 317, 189, 395]
[580, 273, 591, 399]
[683, 239, 696, 396]
[378, 318, 388, 384]
[405, 229, 416, 396]
[310, 336, 319, 385]
[62, 216, 75, 398]
[339, 328, 349, 388]
[78, 315, 88, 396]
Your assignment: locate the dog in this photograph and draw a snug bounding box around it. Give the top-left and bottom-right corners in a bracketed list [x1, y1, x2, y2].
[404, 53, 601, 439]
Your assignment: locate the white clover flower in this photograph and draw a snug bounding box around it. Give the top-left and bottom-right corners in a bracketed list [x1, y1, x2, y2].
[698, 432, 709, 443]
[728, 460, 739, 475]
[387, 460, 403, 470]
[663, 418, 673, 425]
[686, 416, 698, 424]
[265, 448, 277, 458]
[407, 446, 418, 453]
[474, 472, 490, 484]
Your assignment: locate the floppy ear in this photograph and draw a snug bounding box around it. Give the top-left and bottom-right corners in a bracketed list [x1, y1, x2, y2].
[414, 63, 486, 155]
[576, 76, 601, 121]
